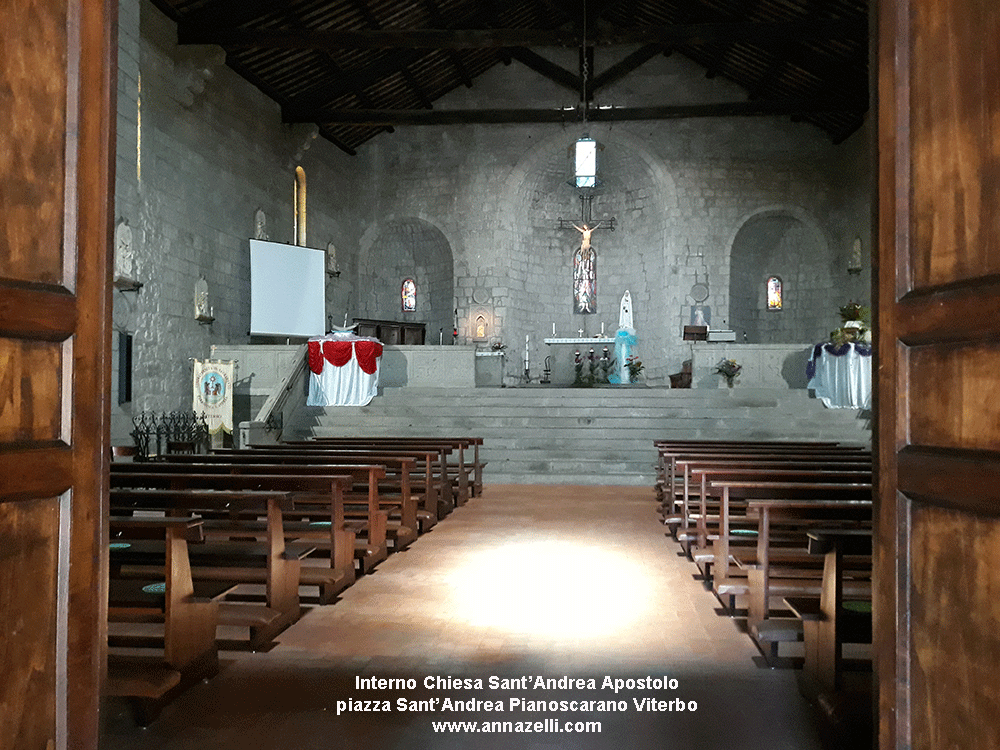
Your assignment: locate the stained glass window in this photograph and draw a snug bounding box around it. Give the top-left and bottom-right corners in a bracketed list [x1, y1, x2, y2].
[766, 276, 782, 310]
[401, 279, 416, 311]
[573, 246, 597, 314]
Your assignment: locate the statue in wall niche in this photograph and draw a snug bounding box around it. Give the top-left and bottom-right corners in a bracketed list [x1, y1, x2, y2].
[254, 208, 268, 240]
[194, 276, 212, 320]
[326, 242, 340, 276]
[114, 220, 134, 282]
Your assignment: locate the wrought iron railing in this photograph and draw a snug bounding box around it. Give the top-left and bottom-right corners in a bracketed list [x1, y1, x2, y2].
[130, 411, 210, 459]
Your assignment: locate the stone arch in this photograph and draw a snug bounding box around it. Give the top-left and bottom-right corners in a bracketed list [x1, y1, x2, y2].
[727, 206, 834, 343]
[357, 217, 455, 339]
[497, 127, 677, 383]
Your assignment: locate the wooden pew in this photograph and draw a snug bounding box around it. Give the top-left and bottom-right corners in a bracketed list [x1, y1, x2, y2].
[252, 443, 457, 518]
[708, 481, 872, 611]
[154, 453, 421, 545]
[106, 516, 225, 725]
[296, 437, 483, 505]
[743, 497, 871, 656]
[313, 436, 487, 498]
[109, 488, 311, 649]
[655, 443, 869, 508]
[109, 470, 357, 601]
[785, 528, 873, 695]
[682, 466, 871, 563]
[111, 462, 390, 573]
[665, 457, 871, 546]
[210, 449, 439, 531]
[653, 439, 854, 493]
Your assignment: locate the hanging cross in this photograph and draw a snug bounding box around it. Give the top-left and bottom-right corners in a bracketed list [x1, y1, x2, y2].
[557, 193, 617, 237]
[559, 193, 616, 315]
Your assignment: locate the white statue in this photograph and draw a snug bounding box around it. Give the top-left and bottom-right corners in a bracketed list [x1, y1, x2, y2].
[618, 289, 634, 333]
[194, 276, 211, 319]
[114, 220, 134, 281]
[254, 208, 268, 240]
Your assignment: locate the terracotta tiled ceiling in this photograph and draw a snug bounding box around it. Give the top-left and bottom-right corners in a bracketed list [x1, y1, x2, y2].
[152, 0, 869, 154]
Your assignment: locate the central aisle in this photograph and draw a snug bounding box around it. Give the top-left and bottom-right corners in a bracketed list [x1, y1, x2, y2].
[101, 486, 825, 749]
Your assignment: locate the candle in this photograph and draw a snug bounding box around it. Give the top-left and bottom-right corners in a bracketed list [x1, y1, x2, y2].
[601, 322, 605, 335]
[525, 334, 529, 366]
[552, 323, 556, 335]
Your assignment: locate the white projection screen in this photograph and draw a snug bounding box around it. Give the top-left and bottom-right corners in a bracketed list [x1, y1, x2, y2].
[249, 239, 326, 337]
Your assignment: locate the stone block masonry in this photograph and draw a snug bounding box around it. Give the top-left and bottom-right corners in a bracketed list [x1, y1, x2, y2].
[108, 3, 871, 440]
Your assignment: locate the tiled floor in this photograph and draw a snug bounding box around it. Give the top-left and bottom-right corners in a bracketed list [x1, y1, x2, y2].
[100, 485, 832, 749]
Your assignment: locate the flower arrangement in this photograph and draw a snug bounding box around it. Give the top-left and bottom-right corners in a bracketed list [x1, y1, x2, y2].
[838, 303, 871, 324]
[626, 356, 644, 383]
[491, 341, 506, 351]
[715, 358, 742, 387]
[831, 302, 872, 345]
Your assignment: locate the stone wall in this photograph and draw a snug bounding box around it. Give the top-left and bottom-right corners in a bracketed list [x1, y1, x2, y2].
[110, 0, 366, 443]
[348, 49, 872, 385]
[109, 7, 873, 441]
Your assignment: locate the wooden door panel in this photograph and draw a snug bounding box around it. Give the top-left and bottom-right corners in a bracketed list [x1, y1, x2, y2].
[908, 342, 1000, 450]
[0, 497, 60, 750]
[910, 0, 999, 287]
[0, 1, 114, 749]
[879, 0, 1000, 747]
[0, 338, 65, 443]
[911, 504, 1000, 748]
[0, 1, 69, 286]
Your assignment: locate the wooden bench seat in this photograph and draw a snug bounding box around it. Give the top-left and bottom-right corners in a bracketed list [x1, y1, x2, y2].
[112, 463, 384, 567]
[105, 516, 222, 725]
[708, 481, 871, 606]
[783, 529, 874, 695]
[110, 487, 319, 647]
[110, 473, 356, 602]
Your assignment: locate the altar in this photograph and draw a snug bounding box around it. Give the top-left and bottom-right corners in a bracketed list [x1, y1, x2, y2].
[806, 342, 872, 409]
[306, 335, 383, 406]
[543, 337, 616, 385]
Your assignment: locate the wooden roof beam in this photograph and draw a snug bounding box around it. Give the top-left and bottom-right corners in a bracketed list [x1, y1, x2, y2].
[284, 99, 869, 125]
[507, 48, 581, 93]
[589, 44, 665, 93]
[421, 0, 474, 87]
[178, 20, 867, 50]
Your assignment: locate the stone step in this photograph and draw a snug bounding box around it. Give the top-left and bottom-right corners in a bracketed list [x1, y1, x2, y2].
[289, 387, 870, 486]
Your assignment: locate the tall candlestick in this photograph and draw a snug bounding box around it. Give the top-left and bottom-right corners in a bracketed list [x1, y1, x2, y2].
[525, 334, 529, 367]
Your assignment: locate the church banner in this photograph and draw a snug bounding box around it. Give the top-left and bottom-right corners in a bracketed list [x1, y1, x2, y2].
[193, 359, 234, 434]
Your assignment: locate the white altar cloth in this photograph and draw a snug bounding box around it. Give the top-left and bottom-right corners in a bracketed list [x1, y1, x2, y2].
[307, 334, 383, 407]
[807, 342, 872, 409]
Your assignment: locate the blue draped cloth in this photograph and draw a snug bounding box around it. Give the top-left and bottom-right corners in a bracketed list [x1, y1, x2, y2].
[608, 329, 637, 384]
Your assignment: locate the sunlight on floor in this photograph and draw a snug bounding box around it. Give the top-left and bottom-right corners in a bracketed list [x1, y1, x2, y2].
[447, 537, 655, 640]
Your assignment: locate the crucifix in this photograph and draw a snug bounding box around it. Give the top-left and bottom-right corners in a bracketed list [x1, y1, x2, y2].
[558, 194, 617, 315]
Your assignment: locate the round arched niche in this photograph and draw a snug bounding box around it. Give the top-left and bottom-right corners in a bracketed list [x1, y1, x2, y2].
[504, 137, 671, 382]
[358, 218, 454, 338]
[728, 211, 834, 344]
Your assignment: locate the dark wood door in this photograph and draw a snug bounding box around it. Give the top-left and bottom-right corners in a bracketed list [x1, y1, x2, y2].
[877, 0, 1000, 747]
[0, 2, 115, 749]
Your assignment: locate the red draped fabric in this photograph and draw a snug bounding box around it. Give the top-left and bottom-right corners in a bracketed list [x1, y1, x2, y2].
[323, 340, 354, 367]
[307, 341, 324, 374]
[354, 341, 383, 374]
